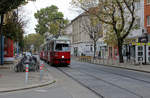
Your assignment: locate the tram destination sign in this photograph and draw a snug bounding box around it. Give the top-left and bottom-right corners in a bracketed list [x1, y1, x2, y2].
[56, 40, 70, 44]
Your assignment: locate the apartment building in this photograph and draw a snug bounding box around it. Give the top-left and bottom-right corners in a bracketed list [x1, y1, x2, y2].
[63, 23, 73, 55]
[71, 13, 103, 56]
[70, 0, 146, 61]
[144, 0, 150, 34]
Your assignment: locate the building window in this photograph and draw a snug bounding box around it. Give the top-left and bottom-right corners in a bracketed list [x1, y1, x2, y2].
[136, 18, 140, 27]
[147, 0, 150, 4]
[135, 0, 140, 9]
[147, 16, 150, 26]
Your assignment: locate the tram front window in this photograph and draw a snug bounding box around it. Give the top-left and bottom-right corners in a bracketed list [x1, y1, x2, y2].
[55, 44, 70, 51]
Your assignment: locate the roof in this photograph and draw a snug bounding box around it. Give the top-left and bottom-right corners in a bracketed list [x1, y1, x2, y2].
[71, 12, 89, 23]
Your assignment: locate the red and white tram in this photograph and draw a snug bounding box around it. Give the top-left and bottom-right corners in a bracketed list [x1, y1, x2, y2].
[39, 44, 44, 60]
[40, 36, 71, 66]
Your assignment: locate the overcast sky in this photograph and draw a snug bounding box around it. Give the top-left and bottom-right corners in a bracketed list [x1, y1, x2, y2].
[19, 0, 80, 35]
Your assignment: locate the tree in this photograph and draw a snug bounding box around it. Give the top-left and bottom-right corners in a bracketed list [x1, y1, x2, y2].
[34, 5, 68, 36]
[24, 33, 44, 52]
[82, 15, 102, 58]
[0, 0, 27, 65]
[2, 11, 26, 50]
[72, 0, 137, 63]
[0, 0, 26, 14]
[0, 0, 27, 31]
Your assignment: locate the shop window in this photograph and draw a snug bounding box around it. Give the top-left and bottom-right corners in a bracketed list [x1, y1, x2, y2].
[115, 49, 118, 56]
[138, 46, 143, 50]
[138, 52, 143, 56]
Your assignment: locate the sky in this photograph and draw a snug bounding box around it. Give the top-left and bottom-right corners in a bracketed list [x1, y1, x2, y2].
[19, 0, 80, 35]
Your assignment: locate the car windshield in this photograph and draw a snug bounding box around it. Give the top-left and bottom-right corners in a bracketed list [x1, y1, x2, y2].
[55, 44, 70, 51]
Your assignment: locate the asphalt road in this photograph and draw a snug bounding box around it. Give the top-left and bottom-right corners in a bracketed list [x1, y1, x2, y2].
[58, 60, 150, 98]
[1, 59, 150, 98]
[0, 60, 100, 98]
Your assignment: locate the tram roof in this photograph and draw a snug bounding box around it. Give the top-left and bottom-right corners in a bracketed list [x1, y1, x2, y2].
[47, 35, 70, 42]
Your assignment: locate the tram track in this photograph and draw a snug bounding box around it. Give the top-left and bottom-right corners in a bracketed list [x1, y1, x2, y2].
[56, 67, 104, 98]
[43, 62, 104, 98]
[58, 67, 144, 98]
[80, 63, 150, 84]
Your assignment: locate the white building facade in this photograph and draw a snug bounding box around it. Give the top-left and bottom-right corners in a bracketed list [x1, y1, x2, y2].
[71, 13, 103, 56]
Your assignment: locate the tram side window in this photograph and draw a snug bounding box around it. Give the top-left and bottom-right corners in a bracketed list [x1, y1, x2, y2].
[55, 44, 69, 51]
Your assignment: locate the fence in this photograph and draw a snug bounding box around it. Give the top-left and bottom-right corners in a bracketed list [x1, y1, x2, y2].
[77, 56, 136, 66]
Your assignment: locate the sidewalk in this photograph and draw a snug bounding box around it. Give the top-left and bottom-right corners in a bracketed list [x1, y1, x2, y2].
[0, 60, 55, 93]
[75, 56, 150, 73]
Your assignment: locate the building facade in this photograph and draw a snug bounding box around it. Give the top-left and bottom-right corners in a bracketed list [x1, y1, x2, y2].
[63, 23, 73, 55]
[71, 13, 103, 57]
[144, 0, 150, 34]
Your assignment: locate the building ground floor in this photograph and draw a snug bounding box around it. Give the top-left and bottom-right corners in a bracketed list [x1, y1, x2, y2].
[71, 41, 150, 65]
[0, 36, 19, 64]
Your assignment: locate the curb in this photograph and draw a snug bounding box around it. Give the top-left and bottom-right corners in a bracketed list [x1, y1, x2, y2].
[0, 80, 56, 93]
[0, 66, 11, 69]
[101, 64, 150, 73]
[79, 60, 150, 73]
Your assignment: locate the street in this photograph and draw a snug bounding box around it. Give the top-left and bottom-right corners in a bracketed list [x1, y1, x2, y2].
[1, 59, 150, 98]
[1, 0, 150, 98]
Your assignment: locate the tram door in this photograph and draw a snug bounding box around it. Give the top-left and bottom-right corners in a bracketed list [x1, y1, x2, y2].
[135, 46, 145, 64]
[146, 46, 150, 64]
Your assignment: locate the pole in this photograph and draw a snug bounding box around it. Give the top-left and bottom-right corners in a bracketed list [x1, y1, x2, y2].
[0, 14, 4, 65]
[25, 64, 29, 84]
[40, 63, 44, 81]
[145, 44, 146, 64]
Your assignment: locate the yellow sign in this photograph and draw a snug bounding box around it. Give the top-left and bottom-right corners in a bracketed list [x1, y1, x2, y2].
[147, 43, 150, 46]
[132, 43, 146, 46]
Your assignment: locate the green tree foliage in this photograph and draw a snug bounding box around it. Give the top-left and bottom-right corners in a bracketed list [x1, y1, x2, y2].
[0, 0, 26, 14]
[24, 33, 44, 51]
[2, 11, 25, 49]
[34, 5, 69, 36]
[72, 0, 137, 63]
[2, 12, 25, 40]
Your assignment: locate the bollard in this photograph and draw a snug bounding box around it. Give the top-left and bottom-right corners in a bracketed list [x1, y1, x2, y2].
[40, 63, 44, 81]
[25, 64, 29, 84]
